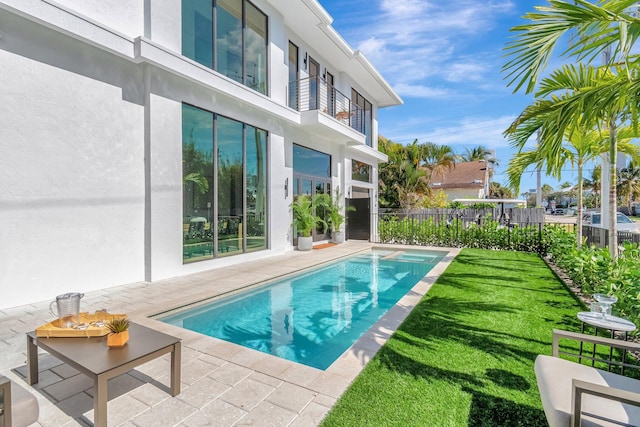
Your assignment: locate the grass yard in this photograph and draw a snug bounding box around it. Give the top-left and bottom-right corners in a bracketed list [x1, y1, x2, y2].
[321, 248, 586, 427]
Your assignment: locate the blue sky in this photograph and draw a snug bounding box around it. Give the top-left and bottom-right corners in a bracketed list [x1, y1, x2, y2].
[319, 0, 575, 196]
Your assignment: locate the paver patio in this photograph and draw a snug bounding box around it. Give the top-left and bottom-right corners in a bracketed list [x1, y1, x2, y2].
[0, 241, 458, 426]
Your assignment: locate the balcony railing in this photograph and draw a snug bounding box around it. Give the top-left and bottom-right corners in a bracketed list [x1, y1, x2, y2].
[288, 76, 366, 135]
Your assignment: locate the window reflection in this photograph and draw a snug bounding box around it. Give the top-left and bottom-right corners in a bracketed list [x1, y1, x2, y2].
[217, 0, 243, 84]
[246, 126, 267, 251]
[352, 160, 372, 183]
[183, 104, 268, 263]
[182, 105, 214, 261]
[182, 0, 213, 68]
[217, 116, 244, 255]
[182, 0, 268, 95]
[245, 2, 267, 94]
[293, 144, 330, 178]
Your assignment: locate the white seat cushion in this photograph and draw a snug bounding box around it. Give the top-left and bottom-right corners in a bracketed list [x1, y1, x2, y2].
[535, 355, 640, 427]
[10, 381, 39, 427]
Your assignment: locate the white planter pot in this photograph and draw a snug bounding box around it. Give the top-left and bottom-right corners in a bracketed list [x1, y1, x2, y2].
[331, 231, 345, 244]
[297, 236, 313, 251]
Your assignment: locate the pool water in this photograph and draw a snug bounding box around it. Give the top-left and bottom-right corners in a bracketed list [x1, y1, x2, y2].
[158, 249, 445, 370]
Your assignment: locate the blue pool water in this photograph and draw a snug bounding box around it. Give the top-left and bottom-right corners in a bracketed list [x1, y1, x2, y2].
[158, 249, 445, 370]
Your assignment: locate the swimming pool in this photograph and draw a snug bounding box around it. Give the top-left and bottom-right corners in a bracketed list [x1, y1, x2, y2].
[158, 249, 446, 370]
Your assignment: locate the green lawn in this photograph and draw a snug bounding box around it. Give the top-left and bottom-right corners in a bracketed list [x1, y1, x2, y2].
[321, 249, 586, 427]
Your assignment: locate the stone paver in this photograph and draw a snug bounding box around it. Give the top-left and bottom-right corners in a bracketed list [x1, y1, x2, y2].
[0, 242, 458, 426]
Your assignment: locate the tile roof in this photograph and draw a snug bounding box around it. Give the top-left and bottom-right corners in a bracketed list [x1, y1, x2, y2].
[429, 161, 488, 189]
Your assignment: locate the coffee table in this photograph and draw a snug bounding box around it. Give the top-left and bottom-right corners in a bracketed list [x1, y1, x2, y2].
[27, 322, 181, 427]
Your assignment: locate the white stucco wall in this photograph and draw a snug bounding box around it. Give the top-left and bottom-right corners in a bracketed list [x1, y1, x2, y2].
[0, 15, 145, 309]
[53, 0, 144, 37]
[440, 188, 485, 200]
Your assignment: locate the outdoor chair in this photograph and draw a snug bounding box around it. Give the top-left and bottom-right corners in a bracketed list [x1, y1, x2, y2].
[0, 375, 39, 427]
[535, 329, 640, 427]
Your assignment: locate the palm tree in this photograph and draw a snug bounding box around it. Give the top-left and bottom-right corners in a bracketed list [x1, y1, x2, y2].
[489, 182, 514, 199]
[541, 183, 554, 198]
[583, 166, 602, 208]
[420, 142, 456, 191]
[183, 172, 210, 195]
[461, 145, 497, 164]
[503, 0, 640, 257]
[506, 91, 638, 249]
[617, 160, 640, 213]
[461, 145, 498, 180]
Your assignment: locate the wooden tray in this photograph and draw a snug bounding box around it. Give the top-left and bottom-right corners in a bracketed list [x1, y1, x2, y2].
[36, 312, 127, 338]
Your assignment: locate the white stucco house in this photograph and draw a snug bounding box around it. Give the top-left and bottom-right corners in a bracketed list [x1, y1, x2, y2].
[0, 0, 402, 309]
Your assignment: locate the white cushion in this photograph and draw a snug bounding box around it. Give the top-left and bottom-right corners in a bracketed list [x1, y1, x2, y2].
[10, 381, 39, 427]
[535, 355, 640, 427]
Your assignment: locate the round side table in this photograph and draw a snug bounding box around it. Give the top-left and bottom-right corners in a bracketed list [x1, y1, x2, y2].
[577, 311, 636, 373]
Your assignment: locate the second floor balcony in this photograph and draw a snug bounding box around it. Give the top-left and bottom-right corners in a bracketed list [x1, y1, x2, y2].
[289, 76, 371, 146]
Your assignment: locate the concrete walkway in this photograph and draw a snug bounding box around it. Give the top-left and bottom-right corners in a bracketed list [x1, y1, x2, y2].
[0, 242, 458, 426]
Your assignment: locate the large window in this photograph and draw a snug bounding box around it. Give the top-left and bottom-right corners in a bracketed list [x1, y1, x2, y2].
[183, 104, 268, 263]
[351, 89, 373, 146]
[182, 0, 268, 95]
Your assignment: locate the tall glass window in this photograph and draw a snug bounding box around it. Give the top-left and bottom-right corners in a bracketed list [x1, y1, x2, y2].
[351, 89, 373, 147]
[245, 2, 267, 93]
[288, 41, 299, 109]
[182, 104, 268, 263]
[182, 105, 214, 261]
[182, 0, 213, 68]
[246, 125, 267, 251]
[217, 116, 244, 255]
[182, 0, 268, 95]
[216, 0, 243, 84]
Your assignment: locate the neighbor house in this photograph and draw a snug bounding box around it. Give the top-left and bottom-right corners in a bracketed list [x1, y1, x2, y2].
[429, 160, 490, 201]
[0, 0, 402, 309]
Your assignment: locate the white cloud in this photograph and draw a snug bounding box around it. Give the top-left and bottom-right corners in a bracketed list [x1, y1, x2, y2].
[421, 116, 517, 149]
[380, 0, 432, 18]
[446, 61, 489, 82]
[393, 83, 450, 99]
[384, 116, 517, 150]
[342, 0, 516, 98]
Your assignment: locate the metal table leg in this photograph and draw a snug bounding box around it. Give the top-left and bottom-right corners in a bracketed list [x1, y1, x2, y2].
[579, 322, 585, 363]
[608, 329, 615, 372]
[591, 327, 598, 367]
[622, 331, 628, 375]
[94, 374, 108, 427]
[170, 342, 181, 396]
[26, 334, 39, 385]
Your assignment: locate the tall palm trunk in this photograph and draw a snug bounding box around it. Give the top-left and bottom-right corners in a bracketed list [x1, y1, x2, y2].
[577, 160, 583, 249]
[608, 119, 618, 258]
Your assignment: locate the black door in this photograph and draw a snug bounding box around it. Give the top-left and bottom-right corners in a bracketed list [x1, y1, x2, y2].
[346, 198, 370, 240]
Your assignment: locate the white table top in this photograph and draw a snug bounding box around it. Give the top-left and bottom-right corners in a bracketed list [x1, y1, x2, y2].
[577, 311, 637, 332]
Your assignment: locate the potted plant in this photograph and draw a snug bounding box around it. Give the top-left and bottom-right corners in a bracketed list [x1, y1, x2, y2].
[324, 190, 355, 244]
[292, 194, 326, 250]
[106, 317, 130, 347]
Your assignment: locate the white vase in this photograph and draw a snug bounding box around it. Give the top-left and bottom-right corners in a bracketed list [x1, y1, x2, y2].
[331, 231, 345, 244]
[297, 236, 313, 251]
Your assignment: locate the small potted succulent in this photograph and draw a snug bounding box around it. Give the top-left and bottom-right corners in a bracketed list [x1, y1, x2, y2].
[106, 317, 130, 347]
